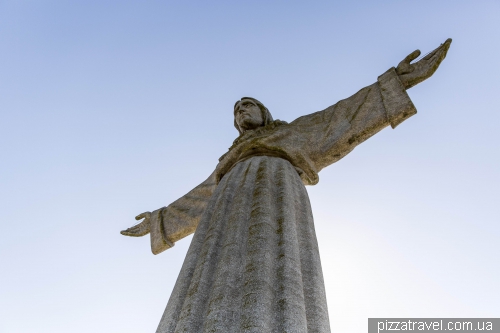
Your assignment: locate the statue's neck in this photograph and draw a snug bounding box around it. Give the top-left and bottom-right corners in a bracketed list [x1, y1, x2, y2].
[218, 120, 288, 162]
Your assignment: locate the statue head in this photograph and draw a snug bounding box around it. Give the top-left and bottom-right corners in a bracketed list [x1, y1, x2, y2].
[234, 97, 274, 135]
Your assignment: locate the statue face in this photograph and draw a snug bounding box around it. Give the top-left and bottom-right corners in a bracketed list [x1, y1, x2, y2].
[234, 99, 264, 132]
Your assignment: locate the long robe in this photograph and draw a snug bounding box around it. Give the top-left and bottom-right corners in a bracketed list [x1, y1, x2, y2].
[149, 68, 417, 333]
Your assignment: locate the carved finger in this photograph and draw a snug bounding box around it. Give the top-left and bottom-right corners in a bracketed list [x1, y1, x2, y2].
[135, 212, 150, 220]
[396, 49, 421, 75]
[423, 48, 440, 61]
[404, 49, 421, 63]
[121, 226, 140, 235]
[120, 222, 150, 237]
[424, 38, 452, 61]
[121, 229, 148, 237]
[437, 38, 452, 59]
[423, 40, 452, 73]
[120, 229, 133, 236]
[127, 223, 143, 231]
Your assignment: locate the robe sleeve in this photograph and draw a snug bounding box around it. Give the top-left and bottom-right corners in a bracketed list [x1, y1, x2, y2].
[149, 170, 217, 254]
[289, 67, 417, 173]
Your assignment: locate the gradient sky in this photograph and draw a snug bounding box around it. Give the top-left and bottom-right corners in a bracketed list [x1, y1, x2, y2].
[1, 1, 499, 332]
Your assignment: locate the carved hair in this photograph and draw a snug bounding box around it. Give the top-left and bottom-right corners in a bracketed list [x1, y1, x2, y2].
[233, 97, 274, 135]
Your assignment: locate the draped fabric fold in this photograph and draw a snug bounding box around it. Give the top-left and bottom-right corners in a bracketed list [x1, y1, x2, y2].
[157, 156, 330, 333]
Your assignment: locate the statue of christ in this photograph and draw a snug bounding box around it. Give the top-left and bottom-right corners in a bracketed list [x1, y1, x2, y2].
[122, 39, 452, 333]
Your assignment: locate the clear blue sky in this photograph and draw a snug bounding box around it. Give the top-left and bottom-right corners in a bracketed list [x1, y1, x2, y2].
[1, 1, 499, 332]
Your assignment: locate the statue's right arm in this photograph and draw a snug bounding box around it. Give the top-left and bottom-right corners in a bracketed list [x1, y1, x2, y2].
[120, 170, 218, 255]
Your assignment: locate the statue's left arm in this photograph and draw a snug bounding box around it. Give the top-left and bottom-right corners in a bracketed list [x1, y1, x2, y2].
[290, 39, 451, 174]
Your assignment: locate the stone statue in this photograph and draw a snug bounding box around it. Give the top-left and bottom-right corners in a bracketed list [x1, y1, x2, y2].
[121, 39, 452, 333]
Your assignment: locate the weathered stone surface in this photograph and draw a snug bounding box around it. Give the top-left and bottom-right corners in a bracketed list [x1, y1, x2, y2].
[121, 39, 451, 332]
[158, 156, 329, 332]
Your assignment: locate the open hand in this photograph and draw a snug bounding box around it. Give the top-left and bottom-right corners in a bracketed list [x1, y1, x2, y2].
[120, 212, 151, 237]
[396, 38, 452, 90]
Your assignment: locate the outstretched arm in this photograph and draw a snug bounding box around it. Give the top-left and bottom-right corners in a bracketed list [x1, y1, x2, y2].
[289, 38, 452, 174]
[121, 170, 217, 254]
